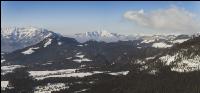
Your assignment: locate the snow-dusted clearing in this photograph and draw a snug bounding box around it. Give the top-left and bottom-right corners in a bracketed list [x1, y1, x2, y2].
[1, 81, 9, 90]
[172, 39, 189, 44]
[73, 52, 92, 63]
[73, 58, 93, 63]
[34, 83, 69, 93]
[141, 39, 155, 43]
[21, 47, 39, 55]
[1, 65, 25, 75]
[152, 42, 172, 48]
[81, 58, 92, 61]
[29, 69, 77, 80]
[108, 71, 129, 76]
[29, 69, 129, 80]
[29, 69, 105, 80]
[44, 38, 52, 47]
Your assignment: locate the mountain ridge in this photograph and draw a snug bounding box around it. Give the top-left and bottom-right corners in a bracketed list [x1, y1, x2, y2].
[1, 27, 60, 52]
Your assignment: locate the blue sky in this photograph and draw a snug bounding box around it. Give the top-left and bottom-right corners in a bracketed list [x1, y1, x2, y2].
[1, 1, 200, 35]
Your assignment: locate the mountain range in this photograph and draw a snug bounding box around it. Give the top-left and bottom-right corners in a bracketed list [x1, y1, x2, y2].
[1, 27, 200, 93]
[1, 27, 192, 53]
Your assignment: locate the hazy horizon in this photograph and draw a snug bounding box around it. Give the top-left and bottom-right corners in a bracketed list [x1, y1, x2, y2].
[1, 1, 200, 35]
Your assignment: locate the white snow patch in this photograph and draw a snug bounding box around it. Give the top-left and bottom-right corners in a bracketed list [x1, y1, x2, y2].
[29, 69, 105, 80]
[29, 69, 77, 80]
[108, 71, 129, 76]
[141, 39, 155, 43]
[1, 65, 25, 75]
[34, 83, 69, 93]
[80, 65, 86, 68]
[1, 59, 6, 63]
[74, 89, 89, 93]
[77, 52, 82, 55]
[89, 81, 95, 84]
[81, 58, 92, 61]
[64, 72, 93, 77]
[160, 52, 200, 72]
[66, 57, 72, 59]
[152, 42, 172, 48]
[77, 45, 83, 47]
[172, 39, 189, 44]
[73, 58, 92, 63]
[171, 56, 200, 72]
[72, 59, 82, 63]
[75, 55, 84, 58]
[21, 47, 39, 55]
[42, 63, 52, 65]
[135, 60, 146, 65]
[139, 65, 149, 71]
[44, 39, 52, 47]
[58, 42, 62, 45]
[159, 53, 178, 65]
[73, 52, 92, 63]
[44, 33, 52, 38]
[146, 56, 155, 60]
[1, 81, 9, 90]
[111, 62, 115, 65]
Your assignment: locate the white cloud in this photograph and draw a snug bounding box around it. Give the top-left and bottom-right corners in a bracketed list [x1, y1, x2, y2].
[124, 7, 200, 34]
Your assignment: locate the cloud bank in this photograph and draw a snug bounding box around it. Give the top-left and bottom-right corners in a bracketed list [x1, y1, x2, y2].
[124, 7, 200, 34]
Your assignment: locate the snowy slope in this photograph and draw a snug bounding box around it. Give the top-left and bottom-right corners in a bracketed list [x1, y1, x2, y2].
[1, 27, 58, 52]
[157, 36, 200, 72]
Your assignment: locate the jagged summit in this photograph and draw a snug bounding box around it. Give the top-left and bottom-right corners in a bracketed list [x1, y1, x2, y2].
[76, 29, 114, 37]
[1, 27, 58, 52]
[70, 29, 138, 43]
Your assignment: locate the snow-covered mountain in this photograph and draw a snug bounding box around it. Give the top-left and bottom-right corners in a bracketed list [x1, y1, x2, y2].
[67, 29, 193, 49]
[1, 27, 195, 53]
[67, 29, 139, 43]
[1, 27, 59, 52]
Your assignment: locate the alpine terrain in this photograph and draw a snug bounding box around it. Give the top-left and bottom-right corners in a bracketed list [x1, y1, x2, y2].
[1, 27, 200, 93]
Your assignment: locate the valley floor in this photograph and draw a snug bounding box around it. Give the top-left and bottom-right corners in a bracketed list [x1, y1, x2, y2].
[1, 66, 200, 93]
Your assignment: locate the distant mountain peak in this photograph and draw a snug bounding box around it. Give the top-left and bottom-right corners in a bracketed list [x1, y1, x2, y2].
[1, 26, 59, 52]
[71, 29, 136, 43]
[84, 29, 114, 37]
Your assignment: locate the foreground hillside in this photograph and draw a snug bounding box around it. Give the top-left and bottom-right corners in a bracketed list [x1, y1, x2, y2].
[1, 34, 200, 93]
